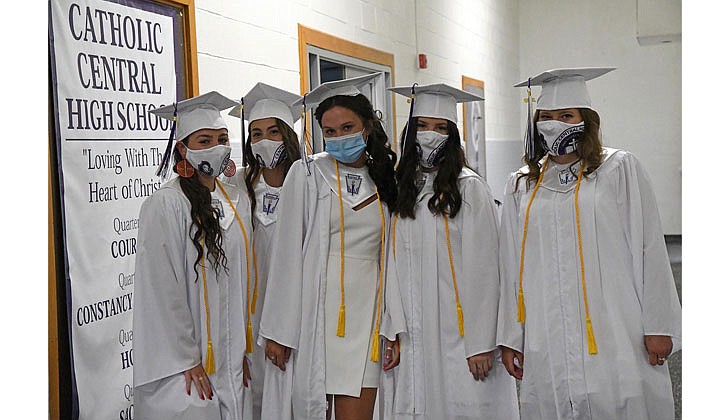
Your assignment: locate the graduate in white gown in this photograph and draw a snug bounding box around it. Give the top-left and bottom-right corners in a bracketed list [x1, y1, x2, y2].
[133, 92, 252, 420]
[225, 83, 302, 420]
[259, 73, 400, 420]
[497, 68, 682, 420]
[382, 84, 519, 420]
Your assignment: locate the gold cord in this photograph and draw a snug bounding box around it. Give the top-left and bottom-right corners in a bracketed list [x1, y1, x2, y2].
[215, 179, 254, 354]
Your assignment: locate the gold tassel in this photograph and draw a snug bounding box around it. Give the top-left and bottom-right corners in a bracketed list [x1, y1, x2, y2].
[336, 304, 346, 337]
[370, 334, 380, 362]
[517, 289, 526, 322]
[457, 303, 465, 337]
[246, 320, 254, 354]
[586, 318, 598, 354]
[205, 340, 216, 374]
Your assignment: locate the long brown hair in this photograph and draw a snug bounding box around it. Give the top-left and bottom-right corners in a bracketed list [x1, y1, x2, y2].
[394, 118, 467, 219]
[516, 108, 603, 191]
[173, 137, 228, 280]
[243, 118, 300, 216]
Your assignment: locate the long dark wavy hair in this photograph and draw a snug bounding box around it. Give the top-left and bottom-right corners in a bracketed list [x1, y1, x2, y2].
[243, 118, 300, 217]
[173, 138, 228, 280]
[516, 108, 604, 191]
[314, 94, 397, 209]
[394, 117, 466, 219]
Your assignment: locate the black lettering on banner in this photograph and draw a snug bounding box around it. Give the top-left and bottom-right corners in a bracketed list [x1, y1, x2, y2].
[120, 349, 133, 369]
[111, 237, 137, 258]
[76, 292, 133, 327]
[120, 403, 134, 420]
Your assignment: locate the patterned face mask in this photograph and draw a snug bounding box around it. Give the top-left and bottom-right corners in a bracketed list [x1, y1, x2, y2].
[416, 130, 449, 168]
[183, 144, 232, 177]
[536, 120, 584, 156]
[251, 139, 287, 169]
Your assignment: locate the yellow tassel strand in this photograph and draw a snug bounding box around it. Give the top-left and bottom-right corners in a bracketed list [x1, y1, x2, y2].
[334, 161, 347, 337]
[456, 303, 465, 337]
[370, 188, 387, 362]
[573, 164, 598, 354]
[337, 305, 346, 337]
[517, 289, 526, 322]
[205, 340, 216, 374]
[517, 159, 549, 322]
[246, 319, 254, 354]
[215, 180, 254, 354]
[443, 217, 465, 337]
[200, 239, 216, 374]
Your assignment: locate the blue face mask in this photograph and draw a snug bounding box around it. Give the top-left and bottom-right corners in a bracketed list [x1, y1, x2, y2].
[324, 130, 367, 163]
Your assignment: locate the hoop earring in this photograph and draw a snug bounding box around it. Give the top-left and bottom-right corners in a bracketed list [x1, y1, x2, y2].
[223, 159, 236, 177]
[176, 160, 195, 178]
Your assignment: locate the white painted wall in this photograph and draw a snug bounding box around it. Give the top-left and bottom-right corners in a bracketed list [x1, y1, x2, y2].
[191, 0, 680, 234]
[192, 0, 523, 198]
[519, 0, 681, 234]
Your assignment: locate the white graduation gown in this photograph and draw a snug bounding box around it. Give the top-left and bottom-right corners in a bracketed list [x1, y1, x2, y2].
[383, 168, 519, 420]
[496, 148, 682, 420]
[133, 177, 252, 420]
[251, 174, 283, 420]
[258, 153, 393, 420]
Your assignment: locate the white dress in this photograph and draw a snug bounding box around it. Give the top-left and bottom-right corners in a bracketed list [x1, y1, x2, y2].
[496, 148, 682, 420]
[325, 178, 381, 395]
[133, 177, 252, 420]
[382, 168, 519, 420]
[258, 153, 392, 420]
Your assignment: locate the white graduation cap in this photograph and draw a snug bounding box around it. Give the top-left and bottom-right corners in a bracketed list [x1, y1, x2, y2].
[514, 67, 616, 110]
[151, 91, 238, 141]
[389, 83, 483, 124]
[303, 72, 382, 110]
[149, 91, 237, 177]
[229, 83, 303, 130]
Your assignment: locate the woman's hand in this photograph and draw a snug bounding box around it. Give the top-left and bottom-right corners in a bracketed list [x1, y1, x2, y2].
[184, 363, 213, 400]
[644, 335, 673, 366]
[265, 339, 291, 372]
[243, 356, 252, 388]
[466, 351, 494, 381]
[382, 338, 400, 372]
[500, 346, 523, 380]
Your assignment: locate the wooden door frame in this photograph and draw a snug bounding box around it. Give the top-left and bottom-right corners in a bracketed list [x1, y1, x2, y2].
[297, 24, 398, 151]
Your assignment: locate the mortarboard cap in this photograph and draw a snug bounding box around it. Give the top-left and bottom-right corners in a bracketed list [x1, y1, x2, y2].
[150, 91, 237, 177]
[304, 72, 382, 110]
[389, 83, 483, 123]
[228, 83, 303, 130]
[151, 91, 238, 141]
[514, 67, 616, 110]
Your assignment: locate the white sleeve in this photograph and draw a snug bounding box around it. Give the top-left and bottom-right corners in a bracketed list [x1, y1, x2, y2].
[496, 174, 525, 353]
[133, 189, 200, 387]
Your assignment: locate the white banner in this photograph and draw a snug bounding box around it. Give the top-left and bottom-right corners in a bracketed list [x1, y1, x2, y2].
[50, 1, 177, 418]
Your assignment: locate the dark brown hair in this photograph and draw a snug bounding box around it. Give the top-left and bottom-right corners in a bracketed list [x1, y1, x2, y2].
[394, 118, 467, 219]
[516, 108, 603, 191]
[173, 138, 227, 280]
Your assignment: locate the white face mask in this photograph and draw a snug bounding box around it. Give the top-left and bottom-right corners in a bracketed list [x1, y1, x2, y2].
[183, 144, 232, 177]
[536, 120, 584, 156]
[416, 130, 449, 168]
[251, 139, 287, 169]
